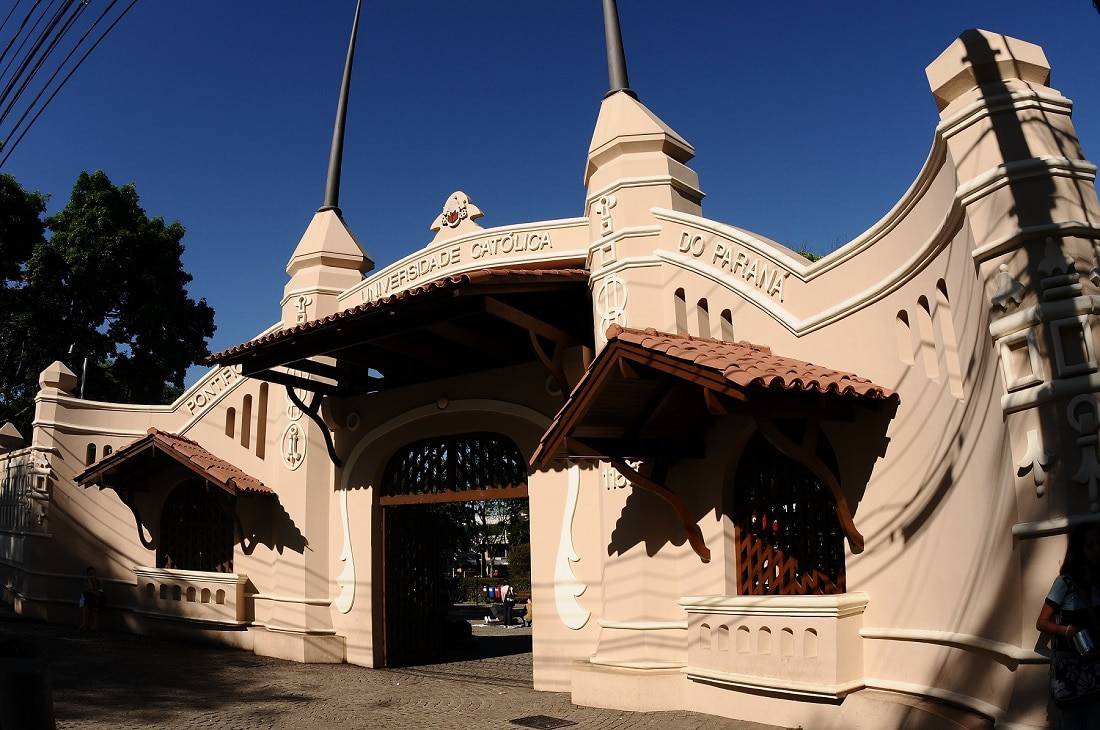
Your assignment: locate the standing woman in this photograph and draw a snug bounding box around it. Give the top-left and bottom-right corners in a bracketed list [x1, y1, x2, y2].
[1036, 523, 1100, 728]
[79, 566, 102, 631]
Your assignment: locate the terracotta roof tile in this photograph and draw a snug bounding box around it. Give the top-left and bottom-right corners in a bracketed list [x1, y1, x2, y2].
[205, 267, 589, 364]
[532, 326, 897, 466]
[76, 428, 273, 496]
[606, 325, 897, 400]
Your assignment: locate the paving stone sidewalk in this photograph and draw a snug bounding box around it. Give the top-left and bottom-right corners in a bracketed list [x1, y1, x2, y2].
[2, 614, 783, 730]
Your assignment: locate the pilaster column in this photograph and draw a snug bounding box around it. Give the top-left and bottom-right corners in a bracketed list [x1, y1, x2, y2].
[928, 29, 1100, 727]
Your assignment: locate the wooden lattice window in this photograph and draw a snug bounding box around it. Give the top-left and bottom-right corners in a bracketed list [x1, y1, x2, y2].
[158, 481, 235, 573]
[732, 430, 845, 595]
[382, 433, 527, 499]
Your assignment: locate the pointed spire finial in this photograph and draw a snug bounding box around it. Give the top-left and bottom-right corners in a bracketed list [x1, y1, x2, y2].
[319, 0, 363, 215]
[602, 0, 635, 98]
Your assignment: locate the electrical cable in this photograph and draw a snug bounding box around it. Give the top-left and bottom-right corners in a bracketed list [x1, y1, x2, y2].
[0, 0, 59, 89]
[1, 0, 116, 143]
[0, 0, 42, 69]
[0, 1, 25, 41]
[0, 0, 76, 111]
[0, 0, 139, 166]
[0, 0, 85, 126]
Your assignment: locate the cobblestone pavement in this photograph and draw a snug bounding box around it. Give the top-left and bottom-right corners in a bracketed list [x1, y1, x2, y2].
[3, 614, 784, 730]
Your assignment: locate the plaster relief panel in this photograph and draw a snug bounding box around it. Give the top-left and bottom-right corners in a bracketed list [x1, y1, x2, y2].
[1016, 429, 1054, 496]
[281, 422, 306, 471]
[990, 264, 1025, 311]
[593, 194, 617, 237]
[554, 465, 590, 630]
[1067, 395, 1100, 512]
[594, 275, 628, 344]
[1051, 315, 1097, 378]
[998, 329, 1043, 392]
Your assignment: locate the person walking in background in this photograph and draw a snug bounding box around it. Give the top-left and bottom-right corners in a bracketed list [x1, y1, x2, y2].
[523, 596, 533, 628]
[501, 580, 515, 627]
[1036, 523, 1100, 728]
[79, 566, 102, 631]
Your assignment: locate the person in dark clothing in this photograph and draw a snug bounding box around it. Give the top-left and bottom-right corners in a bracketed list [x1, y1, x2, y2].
[79, 566, 102, 631]
[1036, 523, 1100, 728]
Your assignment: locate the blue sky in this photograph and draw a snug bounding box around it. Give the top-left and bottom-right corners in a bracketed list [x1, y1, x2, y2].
[5, 1, 1100, 387]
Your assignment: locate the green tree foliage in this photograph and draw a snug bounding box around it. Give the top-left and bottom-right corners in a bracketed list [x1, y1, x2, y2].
[0, 175, 47, 432]
[0, 171, 215, 434]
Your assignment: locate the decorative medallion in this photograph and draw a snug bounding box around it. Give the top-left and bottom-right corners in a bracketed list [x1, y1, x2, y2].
[281, 422, 306, 471]
[594, 275, 628, 343]
[430, 191, 484, 240]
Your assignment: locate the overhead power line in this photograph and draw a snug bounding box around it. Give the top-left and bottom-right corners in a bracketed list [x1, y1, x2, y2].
[0, 0, 140, 167]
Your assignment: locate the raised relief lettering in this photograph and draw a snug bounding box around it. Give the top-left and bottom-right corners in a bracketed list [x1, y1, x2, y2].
[360, 231, 554, 303]
[684, 229, 790, 302]
[184, 367, 241, 416]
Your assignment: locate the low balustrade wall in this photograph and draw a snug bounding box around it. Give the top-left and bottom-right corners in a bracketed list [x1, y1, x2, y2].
[678, 592, 869, 698]
[132, 566, 251, 627]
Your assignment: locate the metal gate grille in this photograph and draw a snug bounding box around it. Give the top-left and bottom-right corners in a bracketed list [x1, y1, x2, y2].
[382, 433, 527, 500]
[383, 504, 448, 666]
[158, 480, 235, 573]
[733, 432, 845, 595]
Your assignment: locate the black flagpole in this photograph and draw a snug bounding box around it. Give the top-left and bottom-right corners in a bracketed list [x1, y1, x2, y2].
[602, 0, 634, 98]
[319, 0, 363, 214]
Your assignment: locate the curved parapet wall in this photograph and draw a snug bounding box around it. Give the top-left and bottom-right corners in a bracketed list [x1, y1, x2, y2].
[576, 29, 1100, 730]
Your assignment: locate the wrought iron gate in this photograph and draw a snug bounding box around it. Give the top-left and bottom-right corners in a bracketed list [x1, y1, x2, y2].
[381, 432, 529, 666]
[383, 504, 449, 666]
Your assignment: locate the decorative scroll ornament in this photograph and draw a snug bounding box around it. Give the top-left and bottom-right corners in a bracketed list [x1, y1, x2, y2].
[990, 264, 1025, 311]
[335, 488, 355, 613]
[1067, 395, 1100, 512]
[281, 422, 306, 471]
[1016, 429, 1054, 496]
[553, 465, 590, 630]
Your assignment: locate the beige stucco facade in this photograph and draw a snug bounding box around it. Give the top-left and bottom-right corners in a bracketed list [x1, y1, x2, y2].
[2, 28, 1099, 729]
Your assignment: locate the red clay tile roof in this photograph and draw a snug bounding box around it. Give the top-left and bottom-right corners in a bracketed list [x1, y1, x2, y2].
[76, 428, 273, 496]
[607, 325, 898, 400]
[532, 325, 897, 466]
[205, 267, 589, 364]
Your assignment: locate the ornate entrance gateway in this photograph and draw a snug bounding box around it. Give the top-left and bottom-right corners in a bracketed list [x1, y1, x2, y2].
[381, 432, 529, 666]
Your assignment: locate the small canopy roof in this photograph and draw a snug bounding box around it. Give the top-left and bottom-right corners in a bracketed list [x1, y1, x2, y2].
[76, 428, 273, 497]
[532, 325, 898, 467]
[204, 268, 592, 398]
[531, 325, 899, 561]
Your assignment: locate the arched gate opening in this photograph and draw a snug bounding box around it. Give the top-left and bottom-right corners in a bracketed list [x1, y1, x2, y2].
[381, 432, 531, 667]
